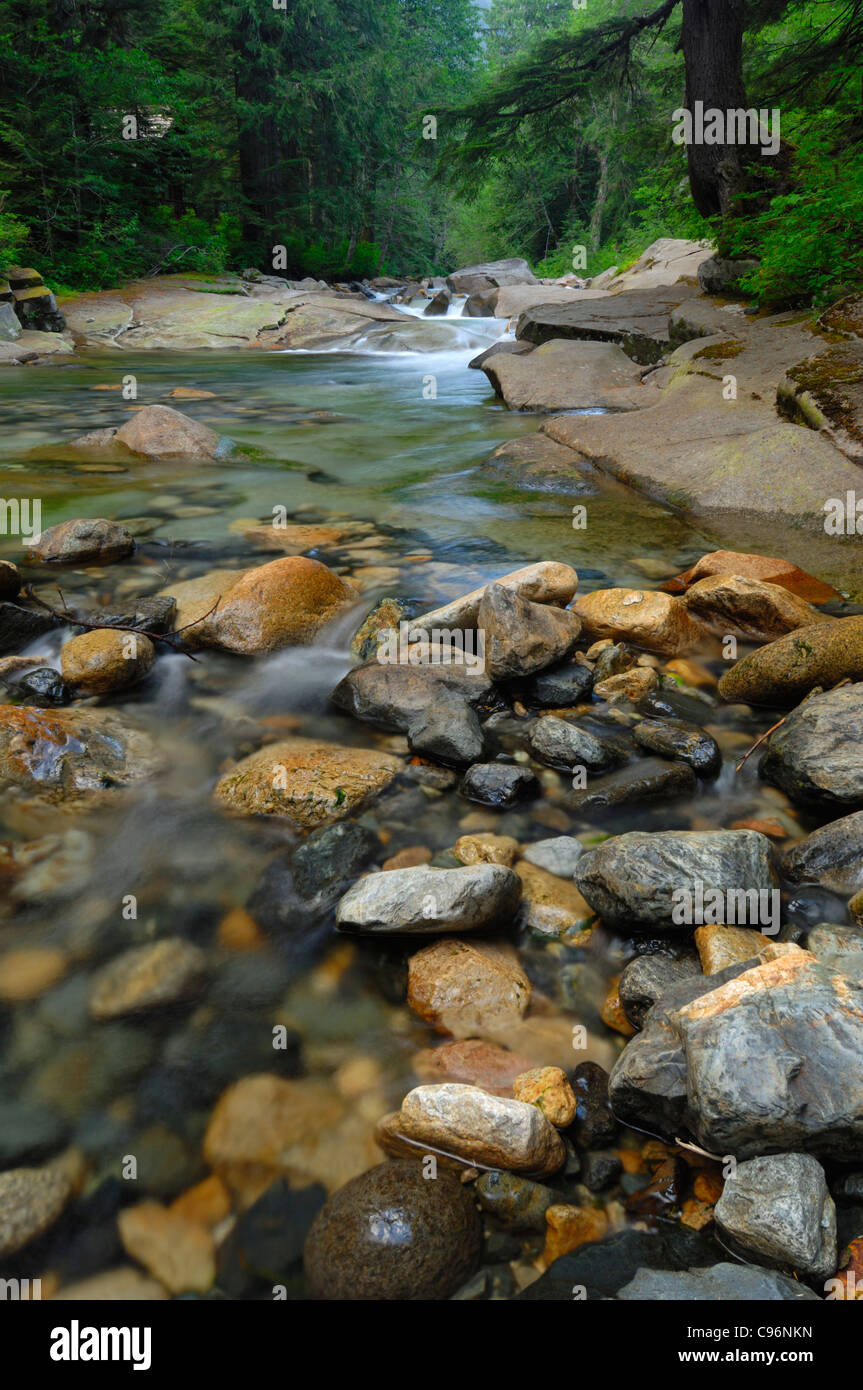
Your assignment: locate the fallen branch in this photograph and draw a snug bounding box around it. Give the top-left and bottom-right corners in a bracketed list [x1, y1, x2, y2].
[735, 716, 786, 773]
[22, 585, 222, 663]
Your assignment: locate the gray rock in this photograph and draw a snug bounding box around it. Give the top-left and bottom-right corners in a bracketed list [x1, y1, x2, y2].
[336, 863, 522, 934]
[332, 660, 492, 765]
[805, 923, 863, 982]
[567, 758, 697, 814]
[28, 517, 135, 567]
[761, 684, 863, 808]
[446, 258, 538, 295]
[529, 716, 623, 772]
[610, 951, 863, 1159]
[0, 601, 58, 655]
[697, 255, 760, 295]
[715, 1153, 836, 1279]
[633, 717, 721, 777]
[513, 657, 593, 707]
[423, 288, 451, 315]
[515, 285, 700, 365]
[292, 820, 379, 898]
[460, 762, 537, 807]
[0, 302, 21, 341]
[521, 836, 584, 878]
[617, 1262, 819, 1301]
[618, 950, 702, 1030]
[574, 829, 777, 929]
[0, 1102, 70, 1167]
[476, 582, 581, 681]
[397, 1083, 565, 1177]
[408, 696, 486, 765]
[0, 1166, 72, 1257]
[781, 810, 863, 896]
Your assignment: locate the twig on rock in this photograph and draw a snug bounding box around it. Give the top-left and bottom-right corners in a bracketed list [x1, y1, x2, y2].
[22, 585, 222, 663]
[735, 717, 786, 773]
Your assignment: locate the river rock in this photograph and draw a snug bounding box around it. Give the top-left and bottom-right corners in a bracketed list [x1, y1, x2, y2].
[304, 1161, 481, 1300]
[515, 285, 700, 364]
[694, 924, 766, 973]
[610, 948, 863, 1159]
[574, 829, 777, 928]
[27, 517, 135, 566]
[518, 1224, 717, 1301]
[805, 924, 863, 982]
[0, 705, 160, 803]
[214, 736, 401, 828]
[480, 339, 646, 411]
[476, 581, 581, 679]
[336, 863, 521, 935]
[714, 1153, 836, 1279]
[618, 951, 701, 1030]
[182, 556, 356, 653]
[512, 657, 593, 707]
[513, 1067, 577, 1127]
[61, 628, 155, 694]
[719, 617, 863, 706]
[90, 938, 208, 1020]
[679, 574, 831, 643]
[632, 717, 721, 776]
[459, 761, 537, 806]
[781, 811, 863, 896]
[446, 257, 538, 295]
[396, 1083, 566, 1177]
[529, 715, 624, 772]
[574, 589, 706, 656]
[0, 560, 20, 599]
[593, 667, 659, 701]
[118, 1201, 215, 1294]
[474, 1170, 557, 1231]
[566, 756, 696, 812]
[69, 404, 232, 460]
[86, 595, 176, 635]
[0, 1166, 72, 1257]
[412, 1039, 534, 1095]
[424, 288, 451, 315]
[453, 832, 519, 866]
[666, 549, 841, 605]
[331, 662, 491, 765]
[515, 861, 593, 935]
[416, 561, 578, 631]
[407, 938, 531, 1037]
[521, 836, 584, 877]
[617, 1263, 819, 1301]
[292, 820, 379, 897]
[10, 666, 68, 706]
[760, 684, 863, 807]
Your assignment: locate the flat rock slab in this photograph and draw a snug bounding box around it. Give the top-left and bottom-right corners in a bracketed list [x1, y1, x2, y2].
[516, 285, 701, 364]
[446, 258, 538, 295]
[480, 339, 650, 412]
[780, 339, 863, 463]
[486, 285, 590, 319]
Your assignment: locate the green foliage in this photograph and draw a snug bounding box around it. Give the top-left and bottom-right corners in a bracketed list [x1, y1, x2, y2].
[0, 189, 27, 265]
[724, 125, 863, 306]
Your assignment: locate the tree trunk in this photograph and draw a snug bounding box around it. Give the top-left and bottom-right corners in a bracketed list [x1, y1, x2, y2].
[680, 0, 748, 218]
[588, 149, 609, 251]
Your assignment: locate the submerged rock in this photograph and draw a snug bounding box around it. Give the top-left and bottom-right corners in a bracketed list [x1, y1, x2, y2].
[632, 717, 721, 776]
[529, 715, 625, 772]
[760, 684, 863, 807]
[214, 736, 401, 828]
[407, 937, 531, 1037]
[0, 1166, 72, 1257]
[27, 517, 135, 566]
[90, 939, 208, 1020]
[714, 1153, 836, 1279]
[521, 835, 584, 878]
[574, 829, 777, 929]
[304, 1161, 481, 1300]
[336, 863, 521, 934]
[0, 705, 160, 803]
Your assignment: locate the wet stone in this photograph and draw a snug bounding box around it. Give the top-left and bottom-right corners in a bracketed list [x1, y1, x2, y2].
[580, 1151, 623, 1192]
[632, 717, 721, 777]
[0, 602, 57, 656]
[303, 1160, 482, 1300]
[760, 684, 863, 808]
[460, 761, 537, 807]
[9, 667, 69, 707]
[0, 1166, 72, 1257]
[512, 657, 593, 708]
[616, 1263, 819, 1301]
[336, 863, 522, 935]
[566, 756, 696, 813]
[475, 1170, 558, 1232]
[529, 715, 625, 772]
[521, 836, 584, 878]
[570, 1062, 617, 1149]
[618, 950, 702, 1030]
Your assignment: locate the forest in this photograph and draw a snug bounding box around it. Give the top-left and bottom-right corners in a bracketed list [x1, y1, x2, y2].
[0, 0, 861, 305]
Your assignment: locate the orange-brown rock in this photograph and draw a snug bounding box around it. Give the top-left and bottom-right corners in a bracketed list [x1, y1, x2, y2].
[512, 1066, 577, 1127]
[664, 549, 841, 605]
[411, 1039, 535, 1096]
[407, 938, 531, 1039]
[574, 588, 707, 656]
[214, 736, 401, 827]
[541, 1204, 609, 1266]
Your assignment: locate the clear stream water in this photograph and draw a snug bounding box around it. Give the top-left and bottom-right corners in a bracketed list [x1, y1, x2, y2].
[0, 302, 841, 1294]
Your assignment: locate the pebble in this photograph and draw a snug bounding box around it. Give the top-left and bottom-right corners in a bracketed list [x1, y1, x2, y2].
[513, 1066, 577, 1127]
[516, 861, 594, 936]
[336, 863, 522, 935]
[0, 1166, 72, 1257]
[0, 947, 67, 1001]
[542, 1204, 609, 1265]
[453, 833, 519, 867]
[61, 628, 155, 694]
[396, 1083, 566, 1177]
[89, 938, 208, 1020]
[407, 937, 531, 1038]
[118, 1201, 216, 1295]
[303, 1160, 481, 1300]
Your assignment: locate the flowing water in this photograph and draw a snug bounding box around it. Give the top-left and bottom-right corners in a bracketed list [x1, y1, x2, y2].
[0, 301, 837, 1295]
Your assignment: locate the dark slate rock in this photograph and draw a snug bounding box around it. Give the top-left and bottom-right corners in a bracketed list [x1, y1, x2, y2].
[218, 1179, 326, 1297]
[460, 761, 537, 807]
[618, 950, 702, 1030]
[0, 1101, 70, 1167]
[529, 715, 625, 773]
[633, 717, 721, 777]
[569, 1061, 617, 1149]
[761, 684, 863, 808]
[580, 1151, 623, 1192]
[512, 657, 593, 708]
[781, 810, 863, 897]
[566, 757, 696, 813]
[517, 1222, 719, 1300]
[617, 1262, 820, 1301]
[10, 667, 69, 707]
[291, 820, 378, 899]
[574, 829, 777, 929]
[0, 602, 57, 656]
